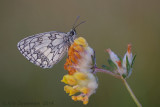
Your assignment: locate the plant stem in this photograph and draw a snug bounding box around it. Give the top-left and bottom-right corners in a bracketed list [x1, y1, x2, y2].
[122, 78, 142, 107]
[94, 67, 121, 79]
[95, 67, 142, 107]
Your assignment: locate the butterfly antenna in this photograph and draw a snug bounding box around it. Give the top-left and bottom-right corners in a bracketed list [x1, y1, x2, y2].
[74, 21, 86, 29]
[72, 16, 80, 29]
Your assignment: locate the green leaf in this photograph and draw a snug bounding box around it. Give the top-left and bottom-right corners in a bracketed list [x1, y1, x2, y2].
[131, 54, 136, 68]
[122, 74, 127, 79]
[127, 68, 133, 78]
[91, 51, 96, 67]
[118, 55, 122, 63]
[126, 56, 131, 76]
[108, 59, 117, 70]
[102, 65, 111, 71]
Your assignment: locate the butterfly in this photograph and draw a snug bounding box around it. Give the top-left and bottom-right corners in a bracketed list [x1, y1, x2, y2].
[17, 17, 85, 68]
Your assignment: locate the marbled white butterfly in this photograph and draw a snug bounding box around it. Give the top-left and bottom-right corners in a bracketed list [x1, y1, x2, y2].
[17, 17, 85, 68]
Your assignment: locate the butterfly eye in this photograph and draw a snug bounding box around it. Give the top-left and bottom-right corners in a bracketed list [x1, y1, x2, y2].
[70, 30, 75, 36]
[71, 31, 74, 35]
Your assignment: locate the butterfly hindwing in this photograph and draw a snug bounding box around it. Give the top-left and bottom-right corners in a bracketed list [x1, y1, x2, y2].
[17, 31, 68, 68]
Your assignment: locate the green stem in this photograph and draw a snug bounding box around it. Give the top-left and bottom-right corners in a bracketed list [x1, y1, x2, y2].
[94, 67, 142, 106]
[122, 78, 142, 107]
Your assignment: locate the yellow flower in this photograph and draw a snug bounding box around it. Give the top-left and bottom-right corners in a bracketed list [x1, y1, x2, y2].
[61, 37, 98, 105]
[64, 85, 73, 93]
[74, 72, 87, 80]
[61, 75, 77, 85]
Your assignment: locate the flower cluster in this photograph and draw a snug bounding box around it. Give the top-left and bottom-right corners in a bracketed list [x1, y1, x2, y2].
[106, 44, 136, 78]
[61, 37, 98, 105]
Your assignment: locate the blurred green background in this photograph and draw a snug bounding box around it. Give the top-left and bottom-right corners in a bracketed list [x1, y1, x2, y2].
[0, 0, 160, 107]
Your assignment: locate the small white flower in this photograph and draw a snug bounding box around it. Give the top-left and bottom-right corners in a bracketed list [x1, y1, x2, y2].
[106, 44, 135, 78]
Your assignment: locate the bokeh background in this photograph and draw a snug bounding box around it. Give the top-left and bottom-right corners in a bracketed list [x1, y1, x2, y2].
[0, 0, 160, 107]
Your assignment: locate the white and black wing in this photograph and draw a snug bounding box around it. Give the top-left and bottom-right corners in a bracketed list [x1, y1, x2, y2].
[17, 31, 68, 68]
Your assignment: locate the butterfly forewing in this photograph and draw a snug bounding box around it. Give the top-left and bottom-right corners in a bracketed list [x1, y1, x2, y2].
[17, 31, 69, 68]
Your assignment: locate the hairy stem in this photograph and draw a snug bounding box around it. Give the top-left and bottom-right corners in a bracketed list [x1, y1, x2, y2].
[94, 67, 121, 79]
[122, 78, 142, 107]
[95, 67, 142, 107]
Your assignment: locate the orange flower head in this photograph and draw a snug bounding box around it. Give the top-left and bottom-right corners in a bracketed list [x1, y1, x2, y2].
[62, 37, 98, 105]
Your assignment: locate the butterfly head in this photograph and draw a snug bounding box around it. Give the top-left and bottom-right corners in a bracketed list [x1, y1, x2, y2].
[67, 16, 86, 43]
[69, 29, 76, 37]
[68, 20, 86, 37]
[66, 29, 77, 44]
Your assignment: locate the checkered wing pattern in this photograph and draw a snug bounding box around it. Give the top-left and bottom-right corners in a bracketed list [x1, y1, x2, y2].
[17, 31, 69, 68]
